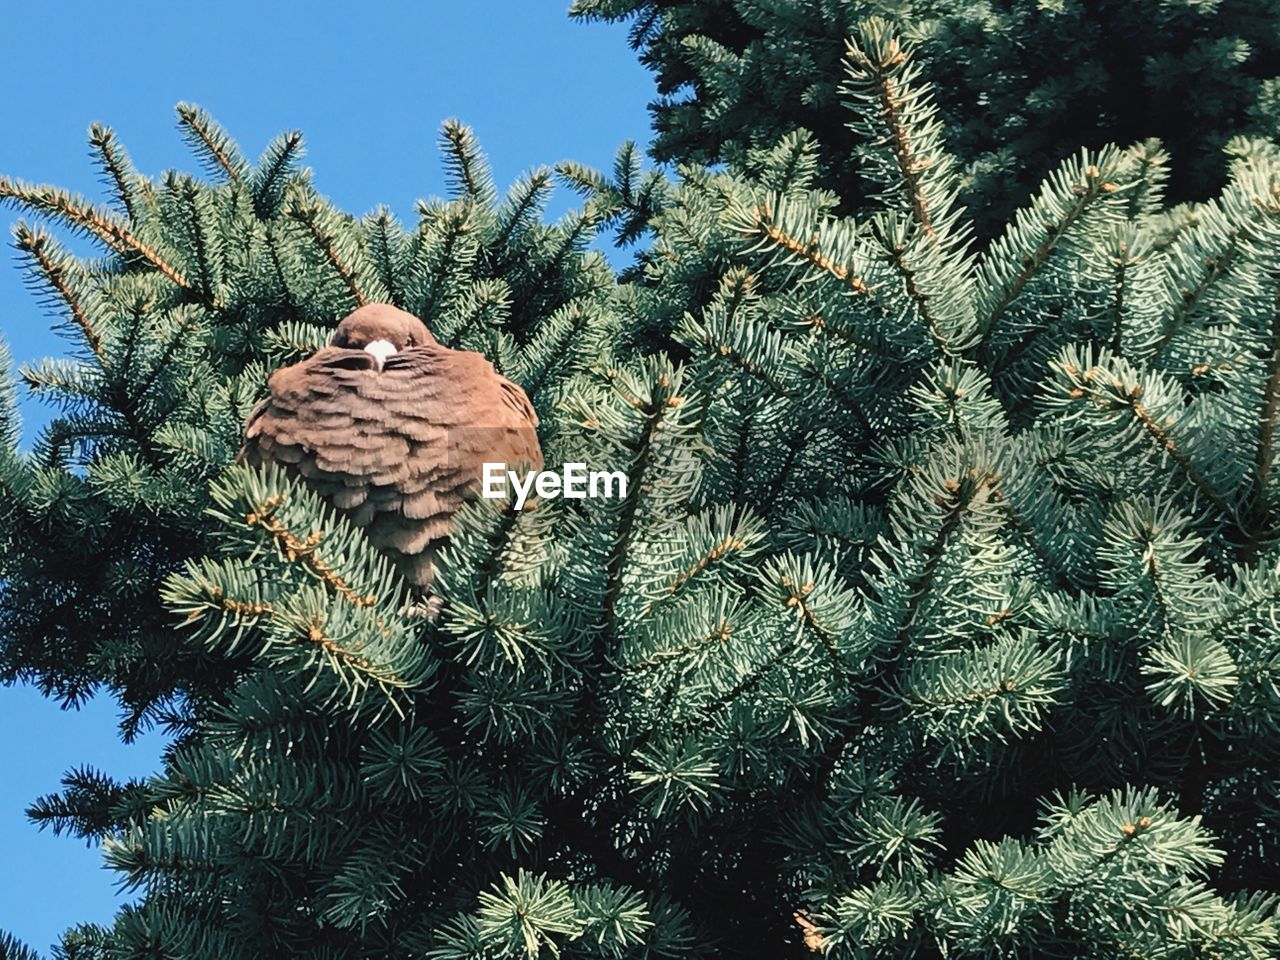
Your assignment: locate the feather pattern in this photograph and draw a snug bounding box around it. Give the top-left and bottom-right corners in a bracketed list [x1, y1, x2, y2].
[238, 304, 542, 587]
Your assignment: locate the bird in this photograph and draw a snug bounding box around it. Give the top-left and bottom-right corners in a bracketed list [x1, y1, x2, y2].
[238, 303, 542, 591]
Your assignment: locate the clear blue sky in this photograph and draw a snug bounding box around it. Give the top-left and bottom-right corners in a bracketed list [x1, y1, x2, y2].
[0, 2, 653, 952]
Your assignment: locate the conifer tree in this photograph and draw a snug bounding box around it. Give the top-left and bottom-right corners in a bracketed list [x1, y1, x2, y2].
[570, 0, 1280, 236]
[2, 17, 1280, 960]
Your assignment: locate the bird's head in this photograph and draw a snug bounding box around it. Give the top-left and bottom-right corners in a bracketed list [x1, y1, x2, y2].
[330, 303, 437, 370]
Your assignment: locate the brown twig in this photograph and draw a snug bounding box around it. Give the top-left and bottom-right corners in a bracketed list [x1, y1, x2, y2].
[0, 176, 190, 289]
[14, 223, 103, 358]
[176, 103, 244, 182]
[752, 204, 872, 296]
[244, 495, 378, 609]
[287, 202, 368, 307]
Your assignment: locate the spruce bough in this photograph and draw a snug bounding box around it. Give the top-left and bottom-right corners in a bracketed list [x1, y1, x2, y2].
[570, 0, 1280, 237]
[1, 20, 1279, 959]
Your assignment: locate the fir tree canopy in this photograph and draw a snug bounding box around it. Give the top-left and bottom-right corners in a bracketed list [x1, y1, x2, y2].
[1, 13, 1280, 960]
[570, 0, 1280, 236]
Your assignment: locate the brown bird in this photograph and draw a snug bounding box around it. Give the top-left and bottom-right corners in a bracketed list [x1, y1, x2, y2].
[239, 303, 542, 589]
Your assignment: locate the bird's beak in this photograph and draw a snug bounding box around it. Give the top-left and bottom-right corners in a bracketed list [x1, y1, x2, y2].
[363, 339, 397, 371]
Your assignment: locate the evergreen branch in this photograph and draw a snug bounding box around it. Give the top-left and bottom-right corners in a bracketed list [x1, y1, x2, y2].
[1152, 237, 1242, 357]
[0, 176, 191, 288]
[796, 361, 875, 440]
[1126, 395, 1238, 526]
[893, 472, 990, 652]
[286, 200, 368, 306]
[881, 234, 954, 355]
[294, 613, 384, 676]
[1208, 581, 1280, 637]
[517, 301, 592, 399]
[765, 134, 811, 192]
[366, 208, 402, 306]
[626, 619, 733, 673]
[87, 122, 139, 221]
[412, 204, 472, 319]
[688, 306, 883, 437]
[470, 501, 523, 585]
[713, 339, 794, 396]
[170, 174, 225, 308]
[991, 302, 1067, 378]
[244, 494, 380, 609]
[841, 18, 979, 358]
[200, 588, 275, 621]
[1056, 355, 1242, 534]
[1004, 501, 1076, 594]
[440, 119, 496, 208]
[904, 675, 1022, 710]
[104, 832, 231, 888]
[980, 164, 1116, 333]
[654, 534, 747, 608]
[626, 4, 661, 50]
[527, 205, 604, 301]
[767, 476, 999, 843]
[24, 766, 141, 843]
[1124, 139, 1170, 221]
[176, 102, 249, 184]
[1253, 287, 1280, 511]
[719, 264, 754, 316]
[567, 369, 696, 846]
[773, 425, 811, 499]
[14, 223, 103, 358]
[696, 630, 802, 720]
[265, 221, 297, 312]
[804, 312, 898, 360]
[600, 385, 668, 652]
[128, 306, 202, 407]
[783, 575, 853, 675]
[492, 168, 553, 255]
[443, 124, 482, 198]
[749, 203, 873, 296]
[1109, 256, 1128, 351]
[850, 37, 933, 237]
[251, 130, 304, 218]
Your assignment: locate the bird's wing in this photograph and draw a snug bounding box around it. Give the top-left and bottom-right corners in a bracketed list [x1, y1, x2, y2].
[378, 345, 543, 482]
[239, 345, 542, 568]
[241, 346, 409, 488]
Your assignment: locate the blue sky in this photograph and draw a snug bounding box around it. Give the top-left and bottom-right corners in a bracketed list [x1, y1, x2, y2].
[0, 2, 653, 952]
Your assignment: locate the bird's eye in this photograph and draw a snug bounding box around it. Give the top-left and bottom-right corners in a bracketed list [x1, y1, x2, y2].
[406, 336, 416, 347]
